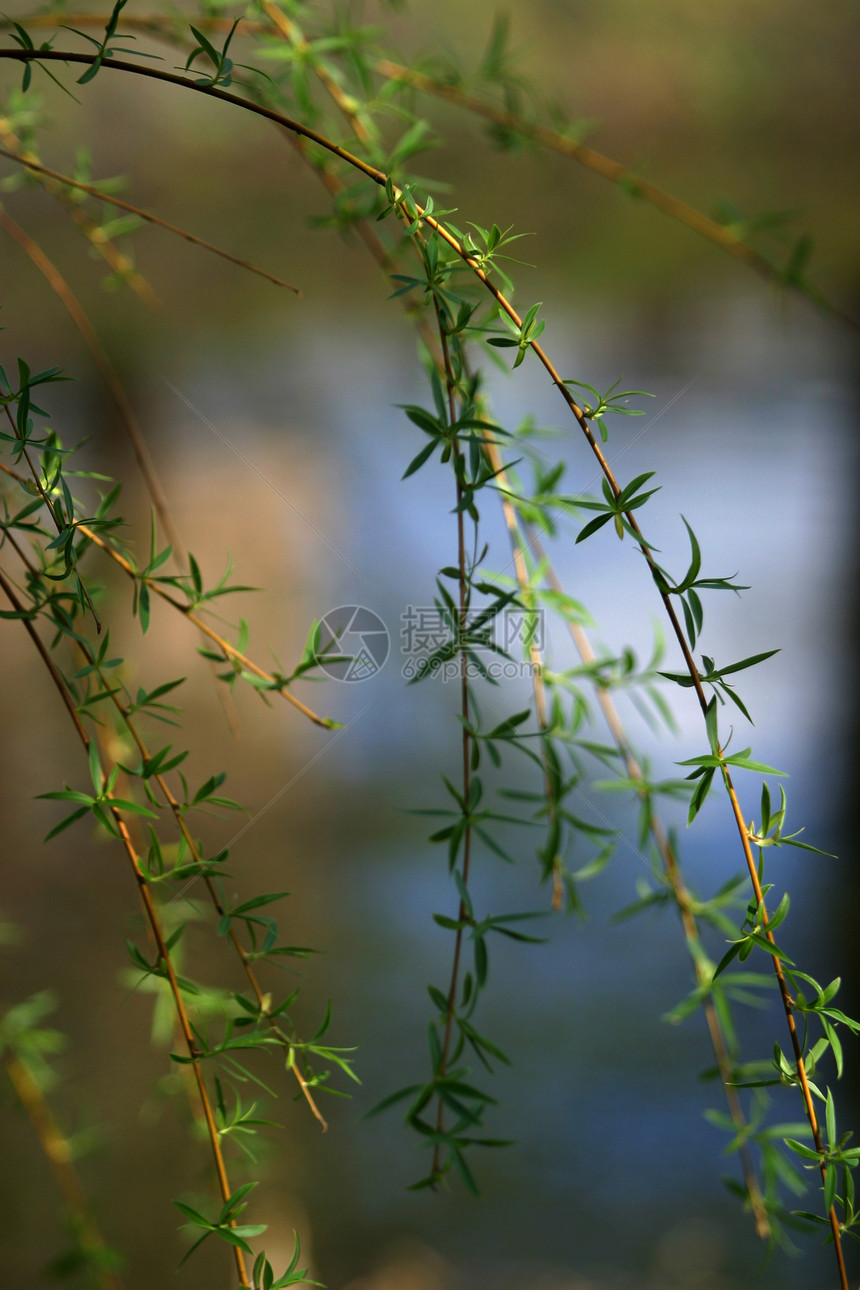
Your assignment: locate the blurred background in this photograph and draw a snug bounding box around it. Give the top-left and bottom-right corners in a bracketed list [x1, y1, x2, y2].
[1, 1, 859, 1287]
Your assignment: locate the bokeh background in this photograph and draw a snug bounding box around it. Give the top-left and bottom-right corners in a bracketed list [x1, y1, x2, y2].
[1, 2, 859, 1287]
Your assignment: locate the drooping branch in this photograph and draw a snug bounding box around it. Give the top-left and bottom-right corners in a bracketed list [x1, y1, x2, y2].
[0, 146, 301, 292]
[0, 458, 337, 729]
[0, 115, 159, 307]
[0, 565, 251, 1287]
[0, 36, 848, 1276]
[3, 17, 855, 329]
[3, 1047, 125, 1290]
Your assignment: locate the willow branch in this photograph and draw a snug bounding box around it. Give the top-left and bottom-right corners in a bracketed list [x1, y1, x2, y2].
[371, 58, 857, 333]
[259, 0, 370, 144]
[75, 634, 328, 1130]
[490, 490, 770, 1238]
[0, 146, 300, 293]
[3, 1049, 125, 1290]
[0, 41, 845, 1269]
[0, 27, 821, 1019]
[2, 387, 103, 633]
[430, 303, 474, 1182]
[0, 463, 335, 730]
[0, 119, 158, 307]
[0, 564, 250, 1287]
[0, 208, 247, 732]
[0, 205, 183, 559]
[277, 57, 772, 1228]
[4, 18, 854, 328]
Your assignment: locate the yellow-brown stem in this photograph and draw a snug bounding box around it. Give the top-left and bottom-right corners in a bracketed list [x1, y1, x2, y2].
[0, 205, 245, 732]
[4, 1050, 125, 1290]
[0, 39, 844, 1271]
[260, 0, 370, 143]
[0, 567, 250, 1287]
[523, 519, 770, 1237]
[431, 308, 473, 1180]
[0, 123, 158, 308]
[4, 16, 855, 329]
[0, 458, 334, 729]
[724, 775, 846, 1276]
[0, 146, 300, 293]
[81, 640, 328, 1129]
[0, 208, 182, 558]
[481, 430, 769, 1235]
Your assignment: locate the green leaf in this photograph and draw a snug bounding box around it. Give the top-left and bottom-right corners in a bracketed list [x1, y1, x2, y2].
[784, 1137, 822, 1161]
[826, 1087, 837, 1150]
[705, 696, 719, 754]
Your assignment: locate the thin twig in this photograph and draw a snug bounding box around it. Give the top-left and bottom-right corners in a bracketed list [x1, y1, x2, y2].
[0, 146, 300, 293]
[4, 17, 854, 327]
[0, 119, 159, 307]
[0, 455, 336, 729]
[0, 565, 250, 1287]
[0, 207, 182, 557]
[0, 40, 845, 1273]
[259, 0, 370, 144]
[501, 498, 770, 1238]
[3, 1048, 125, 1290]
[430, 301, 473, 1181]
[371, 58, 858, 333]
[0, 209, 246, 733]
[74, 632, 329, 1130]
